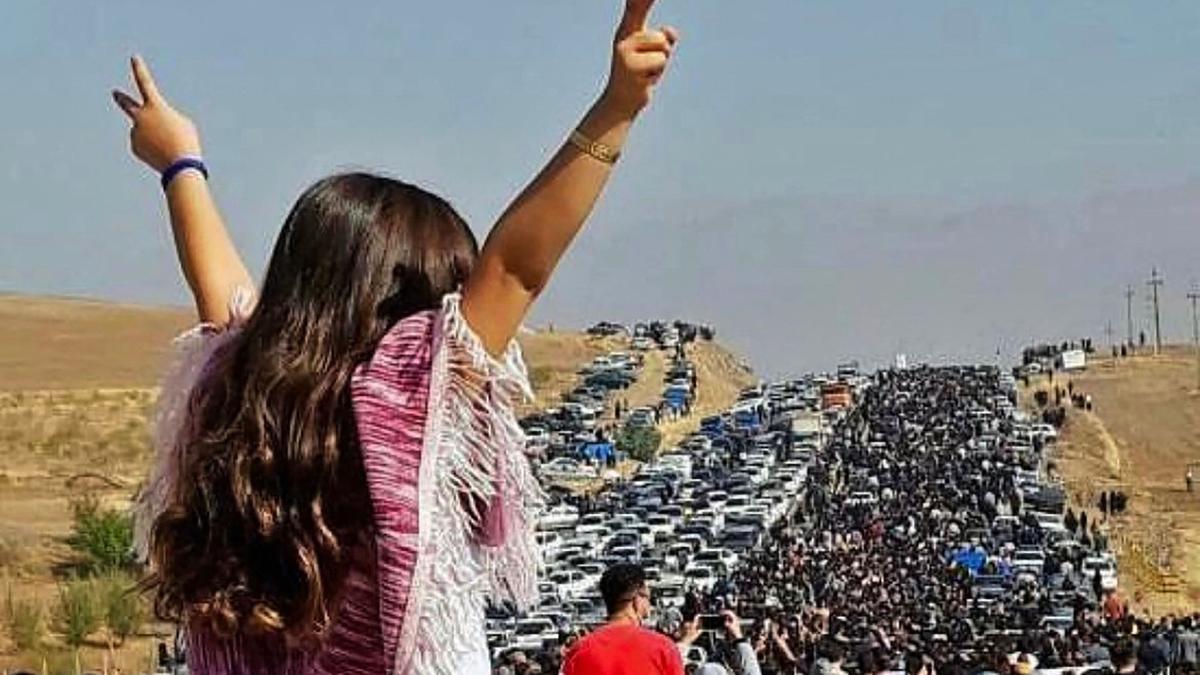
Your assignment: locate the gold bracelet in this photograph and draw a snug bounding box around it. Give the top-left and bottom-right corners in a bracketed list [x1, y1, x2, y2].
[569, 129, 621, 165]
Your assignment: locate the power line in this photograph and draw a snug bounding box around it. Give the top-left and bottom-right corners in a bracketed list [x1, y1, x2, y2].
[1189, 284, 1200, 391]
[1104, 320, 1115, 368]
[1124, 285, 1135, 347]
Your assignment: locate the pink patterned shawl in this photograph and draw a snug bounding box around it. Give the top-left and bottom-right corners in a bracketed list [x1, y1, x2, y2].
[134, 291, 544, 674]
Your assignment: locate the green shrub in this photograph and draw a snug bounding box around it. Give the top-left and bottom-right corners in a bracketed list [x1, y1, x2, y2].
[617, 426, 662, 462]
[5, 586, 44, 650]
[67, 494, 135, 574]
[55, 577, 100, 649]
[529, 365, 556, 392]
[99, 572, 145, 646]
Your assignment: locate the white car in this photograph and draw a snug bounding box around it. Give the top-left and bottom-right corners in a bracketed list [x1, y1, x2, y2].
[510, 618, 559, 651]
[659, 453, 694, 478]
[705, 491, 730, 511]
[538, 503, 580, 530]
[1011, 549, 1046, 575]
[537, 580, 563, 604]
[546, 569, 590, 598]
[608, 513, 640, 530]
[692, 547, 739, 571]
[656, 582, 687, 609]
[551, 543, 587, 564]
[724, 494, 753, 517]
[561, 402, 599, 428]
[691, 509, 724, 533]
[678, 533, 706, 553]
[992, 515, 1020, 532]
[678, 479, 703, 500]
[575, 520, 613, 543]
[536, 531, 563, 559]
[647, 514, 677, 541]
[683, 564, 719, 592]
[1031, 511, 1067, 534]
[846, 491, 879, 507]
[607, 351, 634, 368]
[665, 543, 693, 570]
[744, 503, 776, 527]
[745, 449, 776, 467]
[577, 562, 605, 590]
[1033, 423, 1059, 443]
[631, 336, 655, 351]
[525, 426, 550, 451]
[538, 458, 596, 481]
[744, 464, 770, 486]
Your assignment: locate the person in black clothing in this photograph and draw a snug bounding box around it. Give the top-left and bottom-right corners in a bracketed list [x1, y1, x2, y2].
[1065, 508, 1078, 536]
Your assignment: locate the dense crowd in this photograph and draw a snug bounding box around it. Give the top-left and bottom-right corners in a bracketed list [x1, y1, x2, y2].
[496, 364, 1200, 675]
[715, 366, 1198, 675]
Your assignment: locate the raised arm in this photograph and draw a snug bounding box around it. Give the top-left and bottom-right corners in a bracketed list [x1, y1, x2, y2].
[461, 0, 679, 355]
[112, 56, 254, 327]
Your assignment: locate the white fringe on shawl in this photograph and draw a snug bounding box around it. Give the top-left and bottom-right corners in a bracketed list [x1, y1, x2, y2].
[132, 287, 255, 562]
[398, 293, 546, 675]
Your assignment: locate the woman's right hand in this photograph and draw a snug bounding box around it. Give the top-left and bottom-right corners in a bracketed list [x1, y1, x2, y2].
[112, 56, 202, 172]
[602, 0, 680, 120]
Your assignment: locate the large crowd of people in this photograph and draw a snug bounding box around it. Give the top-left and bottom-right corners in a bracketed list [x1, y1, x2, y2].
[715, 366, 1198, 675]
[497, 364, 1200, 675]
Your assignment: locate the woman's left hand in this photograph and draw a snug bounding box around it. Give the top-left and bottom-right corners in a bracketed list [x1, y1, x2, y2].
[112, 55, 203, 173]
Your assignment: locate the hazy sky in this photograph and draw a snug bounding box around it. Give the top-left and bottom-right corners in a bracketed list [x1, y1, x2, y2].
[3, 2, 1200, 376]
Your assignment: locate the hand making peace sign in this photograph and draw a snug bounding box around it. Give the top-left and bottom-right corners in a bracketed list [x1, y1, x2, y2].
[603, 0, 681, 118]
[112, 56, 202, 173]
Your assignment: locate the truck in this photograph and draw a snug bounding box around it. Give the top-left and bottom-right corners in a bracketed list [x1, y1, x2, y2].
[820, 383, 852, 410]
[790, 413, 823, 441]
[1058, 349, 1086, 372]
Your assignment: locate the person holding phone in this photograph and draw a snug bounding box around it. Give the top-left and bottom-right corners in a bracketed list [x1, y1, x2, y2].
[676, 610, 762, 675]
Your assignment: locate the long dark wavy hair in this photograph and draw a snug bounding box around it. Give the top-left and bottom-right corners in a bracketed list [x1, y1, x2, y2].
[146, 173, 479, 642]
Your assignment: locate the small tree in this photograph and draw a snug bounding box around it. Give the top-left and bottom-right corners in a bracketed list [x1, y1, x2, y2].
[67, 494, 135, 574]
[55, 577, 101, 655]
[100, 572, 145, 649]
[617, 426, 662, 463]
[5, 586, 44, 651]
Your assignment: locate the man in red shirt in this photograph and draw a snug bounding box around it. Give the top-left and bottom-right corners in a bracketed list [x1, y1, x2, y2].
[562, 563, 685, 675]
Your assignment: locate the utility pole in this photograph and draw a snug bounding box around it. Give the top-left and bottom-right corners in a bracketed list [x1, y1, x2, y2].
[1189, 284, 1200, 391]
[1104, 321, 1114, 367]
[1148, 268, 1164, 355]
[1124, 285, 1135, 347]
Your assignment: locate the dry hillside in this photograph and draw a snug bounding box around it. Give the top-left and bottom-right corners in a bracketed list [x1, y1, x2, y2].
[0, 294, 194, 391]
[0, 294, 753, 670]
[1024, 346, 1200, 615]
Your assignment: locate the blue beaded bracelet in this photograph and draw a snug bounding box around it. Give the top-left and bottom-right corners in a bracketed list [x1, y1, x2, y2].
[160, 156, 208, 191]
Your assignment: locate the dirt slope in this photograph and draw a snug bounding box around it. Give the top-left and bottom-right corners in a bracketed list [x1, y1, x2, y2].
[1025, 346, 1200, 614]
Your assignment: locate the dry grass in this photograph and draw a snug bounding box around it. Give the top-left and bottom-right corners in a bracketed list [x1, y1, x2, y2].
[1025, 346, 1200, 615]
[0, 294, 193, 391]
